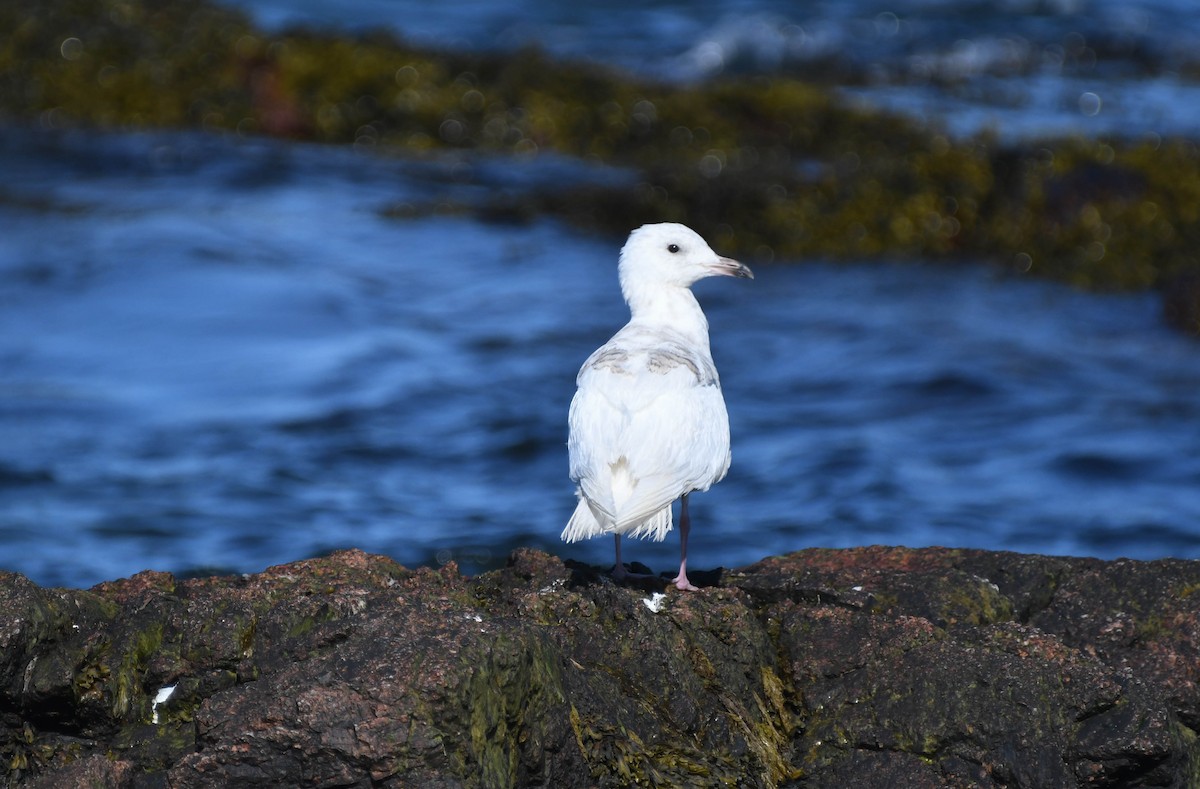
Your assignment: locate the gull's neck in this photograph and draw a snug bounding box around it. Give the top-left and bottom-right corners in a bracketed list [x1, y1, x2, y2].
[623, 281, 711, 349]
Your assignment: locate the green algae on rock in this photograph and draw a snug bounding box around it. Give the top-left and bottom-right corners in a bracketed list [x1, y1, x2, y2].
[4, 547, 1200, 786]
[3, 0, 1200, 314]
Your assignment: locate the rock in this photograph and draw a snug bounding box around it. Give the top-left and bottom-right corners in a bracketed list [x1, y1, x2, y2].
[2, 546, 1199, 787]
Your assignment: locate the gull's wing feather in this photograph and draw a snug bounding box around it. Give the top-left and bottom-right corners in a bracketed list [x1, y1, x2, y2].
[568, 337, 731, 539]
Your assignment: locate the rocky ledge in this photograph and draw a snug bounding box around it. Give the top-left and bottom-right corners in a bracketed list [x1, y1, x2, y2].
[3, 546, 1199, 787]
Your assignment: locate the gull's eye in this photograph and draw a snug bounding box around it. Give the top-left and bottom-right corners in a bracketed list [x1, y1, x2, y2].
[667, 244, 680, 253]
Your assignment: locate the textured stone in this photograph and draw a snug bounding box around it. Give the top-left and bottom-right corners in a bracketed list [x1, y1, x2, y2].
[2, 546, 1199, 787]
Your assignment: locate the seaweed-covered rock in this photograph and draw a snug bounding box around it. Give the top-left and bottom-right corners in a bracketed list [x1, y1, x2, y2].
[4, 0, 1200, 303]
[2, 546, 1199, 787]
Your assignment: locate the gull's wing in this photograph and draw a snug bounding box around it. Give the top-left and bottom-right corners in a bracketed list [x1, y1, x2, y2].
[568, 338, 731, 534]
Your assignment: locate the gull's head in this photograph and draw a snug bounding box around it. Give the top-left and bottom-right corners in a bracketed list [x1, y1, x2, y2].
[618, 223, 753, 299]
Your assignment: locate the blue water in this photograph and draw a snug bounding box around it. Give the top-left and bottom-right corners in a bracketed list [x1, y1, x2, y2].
[5, 0, 1200, 588]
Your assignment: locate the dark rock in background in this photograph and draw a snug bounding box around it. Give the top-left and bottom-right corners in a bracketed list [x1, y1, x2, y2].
[2, 546, 1199, 786]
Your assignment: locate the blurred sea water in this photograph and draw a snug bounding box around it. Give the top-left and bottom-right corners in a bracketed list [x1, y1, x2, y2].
[3, 0, 1200, 588]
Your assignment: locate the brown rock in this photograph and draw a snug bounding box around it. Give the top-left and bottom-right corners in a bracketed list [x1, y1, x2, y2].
[1, 546, 1199, 787]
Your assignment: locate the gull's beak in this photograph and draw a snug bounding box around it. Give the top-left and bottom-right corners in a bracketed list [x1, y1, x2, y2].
[709, 256, 754, 280]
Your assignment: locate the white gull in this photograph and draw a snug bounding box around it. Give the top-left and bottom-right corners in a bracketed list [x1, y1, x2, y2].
[562, 222, 753, 591]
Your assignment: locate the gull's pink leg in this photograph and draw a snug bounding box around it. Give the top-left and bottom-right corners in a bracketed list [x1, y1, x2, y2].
[671, 494, 699, 591]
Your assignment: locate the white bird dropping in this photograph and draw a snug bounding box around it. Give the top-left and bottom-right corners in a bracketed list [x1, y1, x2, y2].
[151, 684, 177, 724]
[562, 222, 753, 591]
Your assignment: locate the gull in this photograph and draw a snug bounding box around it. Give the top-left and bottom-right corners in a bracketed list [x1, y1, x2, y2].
[562, 223, 752, 590]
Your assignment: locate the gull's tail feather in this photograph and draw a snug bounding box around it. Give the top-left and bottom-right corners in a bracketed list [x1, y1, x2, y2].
[563, 455, 677, 543]
[624, 505, 673, 542]
[562, 494, 604, 543]
[561, 492, 674, 543]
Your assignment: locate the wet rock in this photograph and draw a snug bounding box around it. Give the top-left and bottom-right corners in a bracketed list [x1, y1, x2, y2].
[2, 546, 1199, 787]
